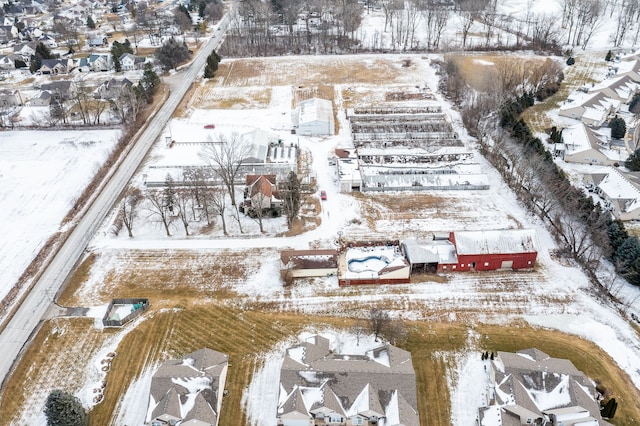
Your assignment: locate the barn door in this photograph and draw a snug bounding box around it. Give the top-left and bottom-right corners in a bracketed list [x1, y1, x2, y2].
[500, 261, 513, 270]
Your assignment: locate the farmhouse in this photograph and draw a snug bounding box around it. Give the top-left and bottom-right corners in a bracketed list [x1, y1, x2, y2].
[243, 174, 282, 214]
[280, 249, 338, 278]
[277, 335, 419, 426]
[293, 97, 334, 135]
[583, 167, 640, 221]
[337, 241, 410, 286]
[448, 229, 538, 272]
[478, 348, 611, 426]
[146, 348, 228, 426]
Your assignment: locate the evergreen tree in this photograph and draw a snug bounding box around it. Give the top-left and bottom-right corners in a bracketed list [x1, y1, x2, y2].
[203, 50, 219, 79]
[607, 219, 629, 254]
[111, 39, 133, 73]
[614, 237, 640, 284]
[86, 15, 95, 29]
[154, 37, 191, 70]
[566, 57, 575, 65]
[625, 148, 640, 171]
[44, 390, 88, 426]
[609, 116, 626, 139]
[605, 50, 613, 61]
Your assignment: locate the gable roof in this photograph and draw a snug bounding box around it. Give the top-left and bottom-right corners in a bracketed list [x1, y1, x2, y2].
[453, 229, 537, 255]
[278, 335, 419, 425]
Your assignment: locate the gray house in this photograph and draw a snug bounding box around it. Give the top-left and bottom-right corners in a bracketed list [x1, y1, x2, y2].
[147, 348, 228, 426]
[277, 335, 419, 426]
[479, 348, 612, 426]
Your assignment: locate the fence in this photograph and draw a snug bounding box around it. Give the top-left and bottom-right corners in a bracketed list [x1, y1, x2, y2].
[102, 298, 150, 327]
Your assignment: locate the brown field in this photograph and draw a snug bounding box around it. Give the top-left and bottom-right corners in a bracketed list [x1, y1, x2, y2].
[2, 307, 639, 426]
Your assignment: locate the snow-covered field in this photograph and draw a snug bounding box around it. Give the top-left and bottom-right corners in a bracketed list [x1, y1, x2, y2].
[4, 0, 640, 424]
[0, 129, 119, 304]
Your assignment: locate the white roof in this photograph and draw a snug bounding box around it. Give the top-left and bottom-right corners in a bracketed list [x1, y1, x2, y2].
[297, 97, 333, 125]
[453, 229, 537, 255]
[594, 167, 640, 212]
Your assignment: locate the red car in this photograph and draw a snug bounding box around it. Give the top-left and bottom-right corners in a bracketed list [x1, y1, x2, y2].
[204, 124, 216, 129]
[320, 190, 327, 200]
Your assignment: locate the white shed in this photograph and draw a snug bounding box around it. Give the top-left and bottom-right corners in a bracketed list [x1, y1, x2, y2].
[294, 97, 334, 136]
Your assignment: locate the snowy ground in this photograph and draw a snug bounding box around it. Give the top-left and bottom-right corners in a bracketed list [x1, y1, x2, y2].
[0, 129, 119, 304]
[5, 0, 640, 424]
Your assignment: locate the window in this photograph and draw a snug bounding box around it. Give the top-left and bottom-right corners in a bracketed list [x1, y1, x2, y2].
[453, 265, 456, 270]
[353, 417, 363, 425]
[484, 262, 489, 266]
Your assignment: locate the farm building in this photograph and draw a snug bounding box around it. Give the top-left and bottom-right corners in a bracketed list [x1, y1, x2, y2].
[277, 335, 419, 426]
[337, 241, 410, 285]
[341, 104, 488, 192]
[293, 97, 334, 135]
[448, 229, 538, 272]
[402, 236, 458, 273]
[280, 249, 338, 278]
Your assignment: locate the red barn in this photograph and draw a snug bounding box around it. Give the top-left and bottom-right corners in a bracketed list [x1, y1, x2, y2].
[447, 229, 538, 272]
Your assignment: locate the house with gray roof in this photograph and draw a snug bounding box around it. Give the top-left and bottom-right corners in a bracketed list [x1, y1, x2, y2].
[478, 348, 612, 426]
[277, 335, 419, 426]
[95, 77, 133, 99]
[147, 348, 228, 426]
[119, 52, 146, 70]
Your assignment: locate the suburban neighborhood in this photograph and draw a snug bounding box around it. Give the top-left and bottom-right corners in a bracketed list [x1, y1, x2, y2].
[0, 0, 639, 425]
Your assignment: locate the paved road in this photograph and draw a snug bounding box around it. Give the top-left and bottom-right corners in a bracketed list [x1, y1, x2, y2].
[0, 15, 231, 390]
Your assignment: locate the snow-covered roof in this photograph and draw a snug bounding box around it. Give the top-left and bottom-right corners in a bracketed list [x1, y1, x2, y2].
[403, 238, 458, 265]
[590, 167, 640, 214]
[453, 229, 537, 255]
[297, 97, 333, 125]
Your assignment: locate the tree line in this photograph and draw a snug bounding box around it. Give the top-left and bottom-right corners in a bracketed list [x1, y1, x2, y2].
[116, 136, 302, 238]
[440, 57, 640, 297]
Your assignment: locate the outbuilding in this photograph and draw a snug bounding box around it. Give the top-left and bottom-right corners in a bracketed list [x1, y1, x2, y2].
[293, 97, 334, 136]
[448, 229, 538, 272]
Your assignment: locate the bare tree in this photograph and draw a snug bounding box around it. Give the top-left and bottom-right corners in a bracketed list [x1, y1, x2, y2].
[457, 0, 482, 48]
[368, 308, 391, 341]
[200, 134, 252, 207]
[209, 186, 228, 235]
[146, 189, 175, 236]
[174, 188, 192, 236]
[281, 171, 301, 229]
[118, 187, 142, 237]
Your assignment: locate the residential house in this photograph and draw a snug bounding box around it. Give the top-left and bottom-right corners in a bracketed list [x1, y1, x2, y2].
[0, 25, 18, 42]
[39, 58, 67, 75]
[583, 167, 640, 221]
[589, 75, 639, 104]
[29, 90, 51, 106]
[244, 174, 281, 214]
[559, 91, 619, 127]
[448, 229, 538, 272]
[95, 78, 133, 99]
[278, 335, 420, 426]
[88, 53, 112, 72]
[560, 123, 627, 166]
[37, 33, 57, 48]
[478, 348, 612, 426]
[293, 97, 334, 135]
[119, 52, 146, 70]
[0, 55, 15, 70]
[37, 80, 75, 100]
[615, 58, 640, 82]
[0, 89, 24, 106]
[146, 348, 228, 426]
[87, 36, 108, 48]
[12, 41, 37, 61]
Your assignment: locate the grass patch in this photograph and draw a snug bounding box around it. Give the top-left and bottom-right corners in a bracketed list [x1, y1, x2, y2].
[2, 306, 639, 426]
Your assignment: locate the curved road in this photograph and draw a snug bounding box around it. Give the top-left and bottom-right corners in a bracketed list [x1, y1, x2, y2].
[0, 15, 231, 390]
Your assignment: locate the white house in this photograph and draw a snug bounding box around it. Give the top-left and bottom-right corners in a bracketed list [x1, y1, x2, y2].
[293, 97, 334, 135]
[118, 53, 146, 71]
[559, 91, 619, 126]
[560, 123, 627, 166]
[583, 166, 640, 221]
